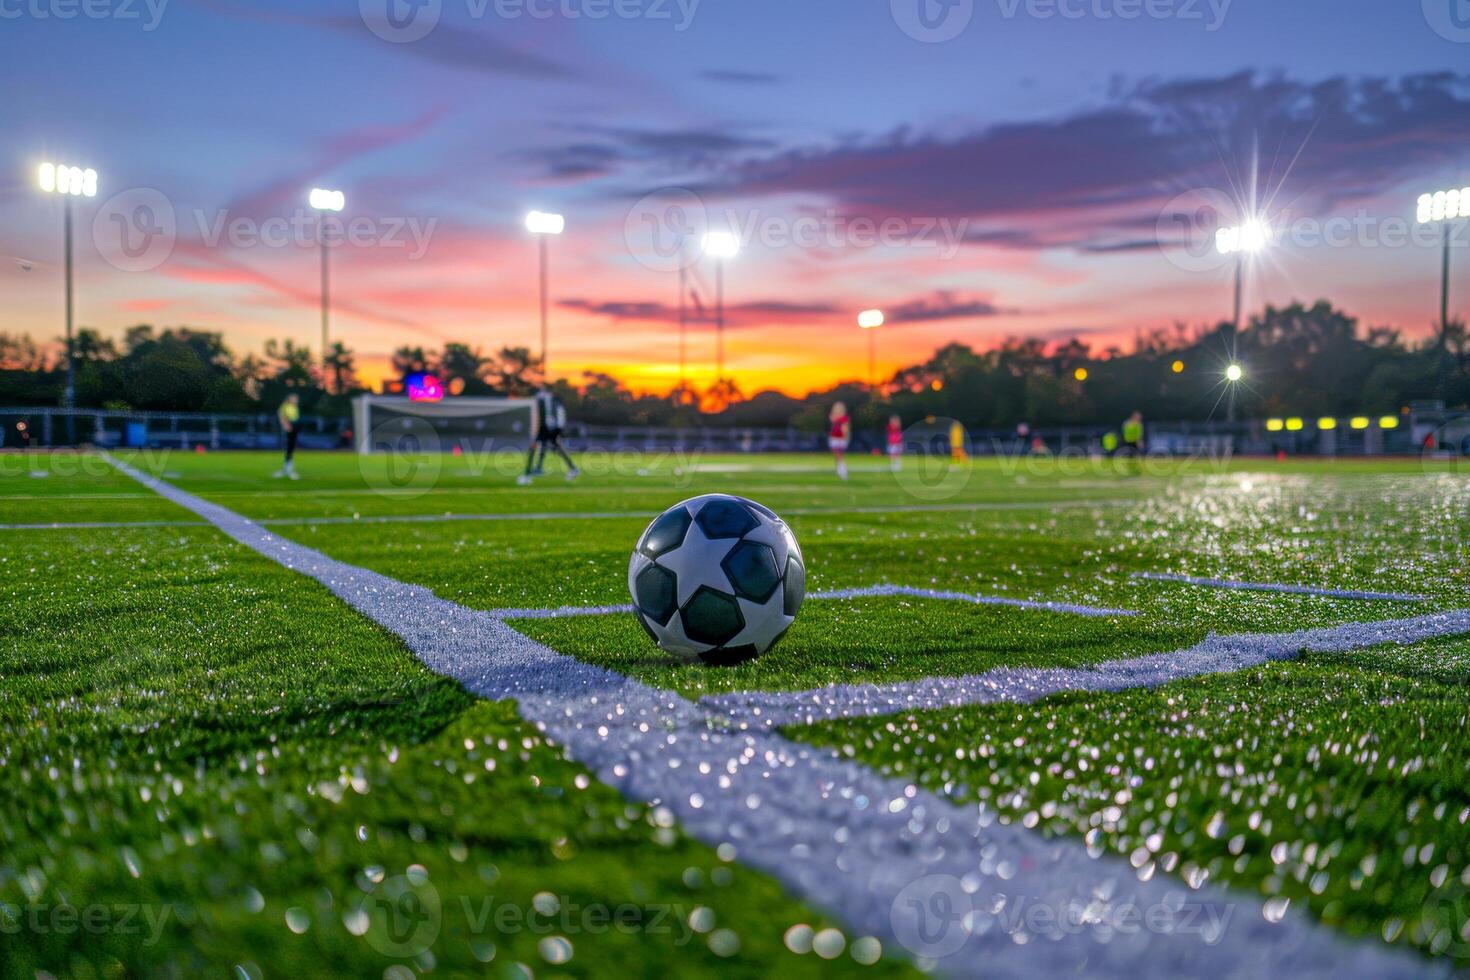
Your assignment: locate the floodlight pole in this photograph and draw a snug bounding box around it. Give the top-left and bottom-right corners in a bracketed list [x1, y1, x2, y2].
[868, 329, 876, 390]
[1232, 253, 1244, 333]
[715, 257, 725, 386]
[677, 256, 687, 392]
[320, 217, 331, 388]
[1442, 228, 1452, 335]
[63, 195, 75, 411]
[1440, 226, 1452, 401]
[538, 233, 550, 380]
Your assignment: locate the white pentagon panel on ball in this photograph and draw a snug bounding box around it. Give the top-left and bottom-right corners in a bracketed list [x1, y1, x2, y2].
[627, 494, 805, 665]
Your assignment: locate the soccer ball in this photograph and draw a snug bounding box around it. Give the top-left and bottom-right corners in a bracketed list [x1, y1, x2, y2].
[628, 494, 806, 665]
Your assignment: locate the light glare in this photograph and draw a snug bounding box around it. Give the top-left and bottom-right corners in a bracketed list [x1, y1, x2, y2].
[524, 210, 565, 235]
[309, 188, 346, 212]
[1418, 186, 1470, 223]
[1215, 219, 1271, 255]
[857, 309, 885, 329]
[38, 162, 97, 197]
[1225, 364, 1243, 382]
[701, 231, 741, 259]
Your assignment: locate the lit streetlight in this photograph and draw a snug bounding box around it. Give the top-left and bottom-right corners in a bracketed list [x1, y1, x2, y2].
[1416, 186, 1469, 399]
[1224, 362, 1244, 422]
[525, 210, 566, 381]
[37, 161, 98, 428]
[857, 308, 885, 390]
[309, 188, 345, 384]
[701, 231, 740, 387]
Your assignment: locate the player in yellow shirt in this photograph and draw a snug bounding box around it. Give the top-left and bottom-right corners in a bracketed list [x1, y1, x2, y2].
[274, 392, 301, 480]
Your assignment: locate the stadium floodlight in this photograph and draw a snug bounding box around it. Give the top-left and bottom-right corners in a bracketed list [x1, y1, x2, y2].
[1379, 416, 1400, 430]
[1415, 186, 1470, 399]
[701, 231, 741, 259]
[525, 211, 566, 380]
[1285, 417, 1304, 432]
[524, 210, 565, 236]
[38, 162, 98, 198]
[36, 160, 99, 426]
[309, 188, 346, 384]
[1266, 418, 1284, 432]
[858, 310, 885, 389]
[1318, 417, 1337, 431]
[701, 232, 741, 388]
[1350, 416, 1370, 430]
[1214, 218, 1271, 256]
[1216, 218, 1271, 334]
[1226, 363, 1243, 382]
[308, 187, 345, 212]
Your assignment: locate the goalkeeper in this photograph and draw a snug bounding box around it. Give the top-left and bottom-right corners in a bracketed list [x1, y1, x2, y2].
[520, 386, 580, 484]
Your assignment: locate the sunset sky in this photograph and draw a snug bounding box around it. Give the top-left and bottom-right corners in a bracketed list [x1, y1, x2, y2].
[3, 0, 1469, 395]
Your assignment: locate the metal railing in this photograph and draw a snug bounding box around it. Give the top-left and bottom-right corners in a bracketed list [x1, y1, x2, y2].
[2, 406, 1467, 456]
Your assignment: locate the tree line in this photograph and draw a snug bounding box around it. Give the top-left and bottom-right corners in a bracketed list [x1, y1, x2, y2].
[1, 301, 1466, 431]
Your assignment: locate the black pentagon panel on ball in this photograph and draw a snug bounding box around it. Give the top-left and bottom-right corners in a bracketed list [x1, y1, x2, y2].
[721, 541, 781, 602]
[743, 498, 779, 522]
[783, 555, 806, 617]
[639, 507, 692, 558]
[694, 497, 759, 539]
[633, 563, 678, 625]
[681, 586, 745, 646]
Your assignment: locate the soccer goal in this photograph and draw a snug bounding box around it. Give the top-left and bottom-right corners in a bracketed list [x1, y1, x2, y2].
[352, 396, 537, 455]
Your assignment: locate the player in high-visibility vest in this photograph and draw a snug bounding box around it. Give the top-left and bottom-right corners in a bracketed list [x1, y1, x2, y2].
[1122, 411, 1145, 454]
[950, 420, 968, 461]
[273, 392, 301, 480]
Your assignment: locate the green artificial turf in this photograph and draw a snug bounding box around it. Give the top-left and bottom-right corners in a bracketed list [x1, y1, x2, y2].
[3, 449, 1468, 970]
[798, 637, 1470, 964]
[0, 526, 911, 977]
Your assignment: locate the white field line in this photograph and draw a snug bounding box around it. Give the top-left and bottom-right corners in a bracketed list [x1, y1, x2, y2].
[98, 453, 1442, 979]
[0, 496, 1128, 533]
[699, 612, 1470, 728]
[0, 519, 208, 530]
[1135, 571, 1428, 603]
[492, 585, 1134, 621]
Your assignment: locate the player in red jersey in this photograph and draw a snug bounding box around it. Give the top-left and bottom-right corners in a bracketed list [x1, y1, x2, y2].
[829, 401, 851, 480]
[886, 414, 903, 472]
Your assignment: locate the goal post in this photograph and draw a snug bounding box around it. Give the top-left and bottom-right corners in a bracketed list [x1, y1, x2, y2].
[353, 396, 537, 455]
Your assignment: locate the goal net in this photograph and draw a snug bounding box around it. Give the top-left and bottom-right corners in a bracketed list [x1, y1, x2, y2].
[353, 396, 537, 455]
